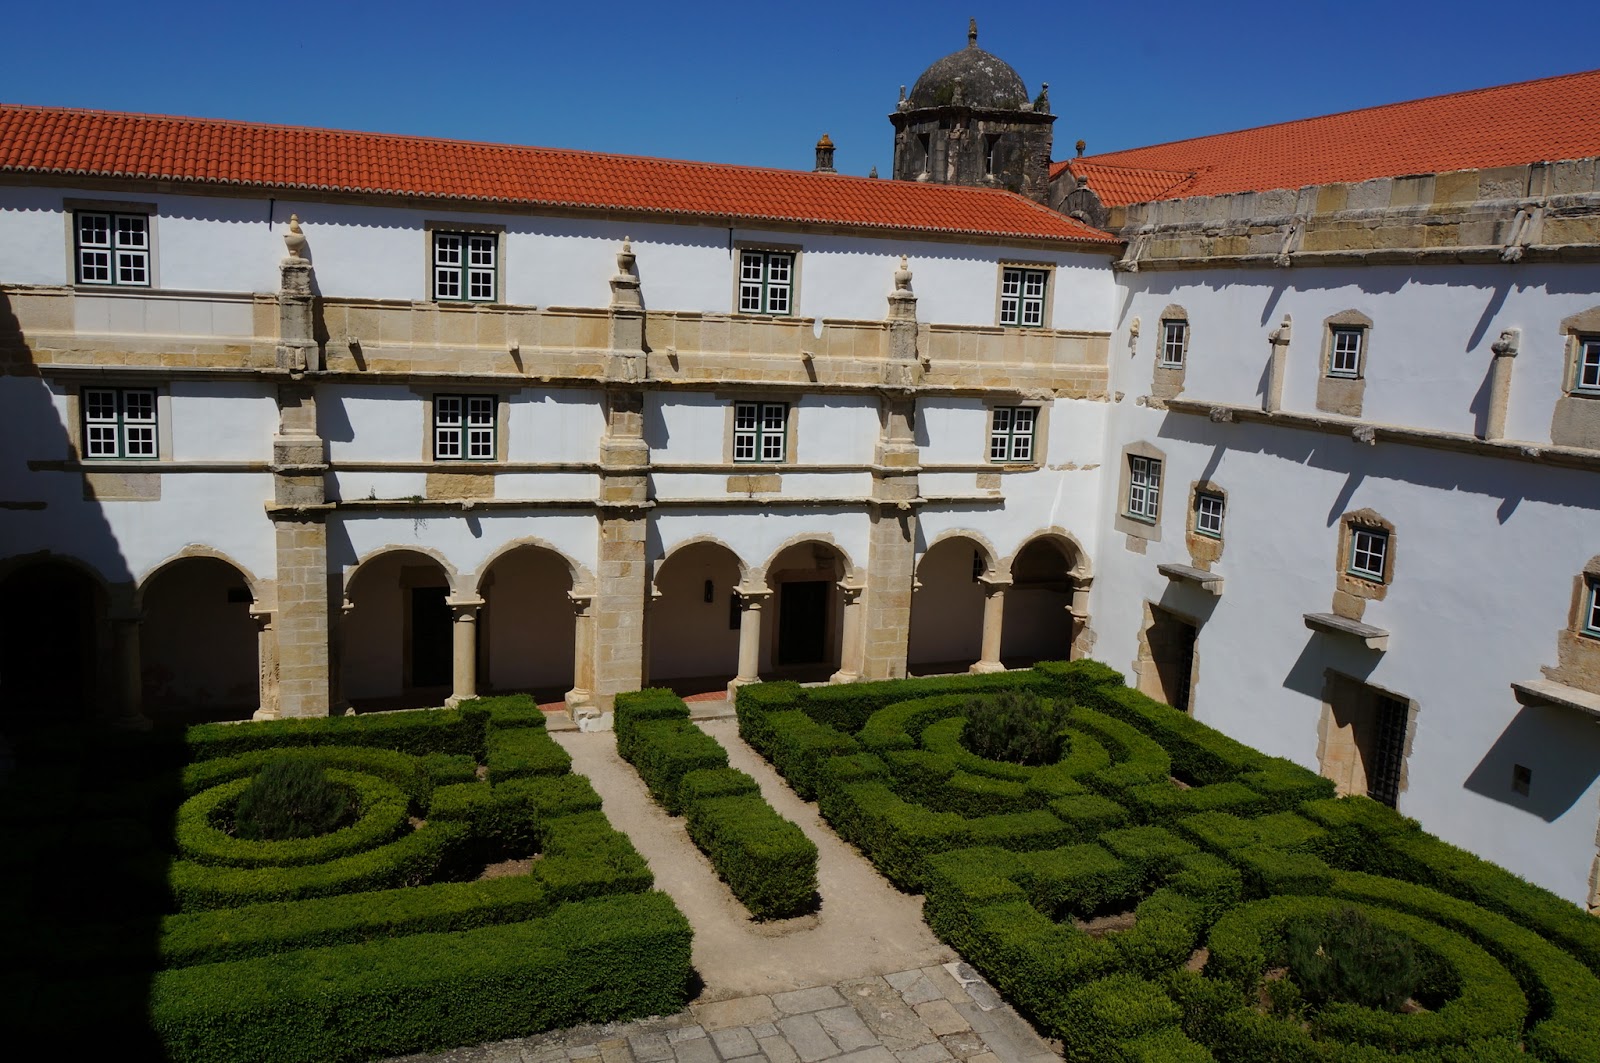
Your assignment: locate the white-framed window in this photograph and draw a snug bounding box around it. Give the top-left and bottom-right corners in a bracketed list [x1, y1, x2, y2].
[82, 387, 157, 458]
[1574, 335, 1600, 395]
[1329, 326, 1365, 378]
[1348, 526, 1389, 582]
[1160, 319, 1188, 368]
[733, 401, 788, 462]
[1583, 579, 1600, 638]
[988, 406, 1037, 463]
[75, 211, 150, 286]
[1126, 455, 1161, 522]
[434, 394, 496, 460]
[738, 251, 793, 315]
[433, 232, 497, 302]
[1194, 491, 1225, 539]
[999, 267, 1047, 327]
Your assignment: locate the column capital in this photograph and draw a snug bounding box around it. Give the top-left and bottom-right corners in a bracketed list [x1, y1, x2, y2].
[734, 585, 773, 604]
[446, 597, 485, 617]
[836, 581, 866, 603]
[977, 576, 1012, 594]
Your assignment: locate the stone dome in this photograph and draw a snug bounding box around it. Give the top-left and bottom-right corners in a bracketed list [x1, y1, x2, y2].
[907, 22, 1030, 111]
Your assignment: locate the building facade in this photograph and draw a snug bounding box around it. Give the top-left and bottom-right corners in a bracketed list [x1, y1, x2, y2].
[2, 61, 1600, 910]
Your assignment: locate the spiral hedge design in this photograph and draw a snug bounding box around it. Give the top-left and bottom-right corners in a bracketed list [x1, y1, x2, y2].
[0, 696, 691, 1062]
[736, 662, 1600, 1063]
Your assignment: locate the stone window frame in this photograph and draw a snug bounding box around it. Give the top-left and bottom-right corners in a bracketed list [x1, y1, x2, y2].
[1113, 440, 1166, 542]
[432, 394, 498, 462]
[1552, 308, 1600, 450]
[720, 396, 798, 465]
[1333, 508, 1395, 617]
[731, 242, 803, 317]
[1317, 309, 1373, 416]
[62, 380, 174, 463]
[418, 390, 512, 463]
[422, 221, 506, 305]
[986, 404, 1041, 465]
[1192, 486, 1225, 540]
[1316, 669, 1418, 805]
[994, 262, 1054, 329]
[1152, 304, 1189, 400]
[64, 198, 161, 290]
[1582, 575, 1600, 639]
[1573, 335, 1600, 396]
[1184, 480, 1226, 568]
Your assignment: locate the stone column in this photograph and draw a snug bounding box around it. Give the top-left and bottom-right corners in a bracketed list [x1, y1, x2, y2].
[271, 515, 331, 717]
[830, 582, 866, 683]
[971, 577, 1009, 673]
[107, 607, 151, 730]
[250, 606, 280, 721]
[729, 586, 770, 696]
[1484, 328, 1520, 441]
[1264, 314, 1292, 413]
[566, 592, 597, 717]
[1069, 580, 1093, 660]
[445, 597, 483, 707]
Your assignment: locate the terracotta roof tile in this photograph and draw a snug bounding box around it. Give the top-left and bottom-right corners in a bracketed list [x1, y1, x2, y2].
[1065, 68, 1600, 207]
[0, 105, 1117, 246]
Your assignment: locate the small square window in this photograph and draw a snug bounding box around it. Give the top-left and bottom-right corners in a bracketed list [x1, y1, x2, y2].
[1160, 319, 1188, 368]
[81, 386, 158, 459]
[1348, 526, 1389, 582]
[1194, 491, 1225, 539]
[1329, 326, 1365, 378]
[1582, 579, 1600, 639]
[1511, 764, 1532, 797]
[75, 210, 150, 287]
[433, 231, 497, 303]
[738, 251, 794, 316]
[1573, 336, 1600, 395]
[988, 406, 1037, 463]
[1126, 455, 1161, 522]
[999, 267, 1047, 327]
[733, 401, 788, 463]
[434, 394, 496, 460]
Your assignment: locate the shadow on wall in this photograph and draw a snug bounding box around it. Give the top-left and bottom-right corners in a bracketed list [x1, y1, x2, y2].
[1463, 701, 1600, 821]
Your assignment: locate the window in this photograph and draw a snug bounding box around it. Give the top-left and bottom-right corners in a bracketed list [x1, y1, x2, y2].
[999, 267, 1047, 327]
[75, 211, 150, 286]
[1574, 335, 1600, 395]
[984, 135, 1000, 176]
[1347, 526, 1389, 582]
[1126, 455, 1161, 522]
[1583, 579, 1600, 638]
[432, 232, 497, 302]
[433, 395, 496, 460]
[733, 401, 787, 462]
[1159, 319, 1188, 368]
[988, 406, 1037, 463]
[1194, 491, 1225, 539]
[82, 387, 157, 458]
[1329, 326, 1365, 378]
[738, 251, 793, 315]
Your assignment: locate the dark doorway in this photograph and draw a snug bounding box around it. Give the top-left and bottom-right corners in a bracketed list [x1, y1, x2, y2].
[409, 586, 452, 689]
[1368, 695, 1410, 807]
[0, 562, 100, 722]
[1147, 606, 1198, 713]
[777, 580, 829, 665]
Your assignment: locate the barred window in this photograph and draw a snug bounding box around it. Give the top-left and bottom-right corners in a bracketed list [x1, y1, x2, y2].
[82, 387, 157, 458]
[434, 395, 496, 460]
[738, 251, 793, 315]
[75, 211, 150, 286]
[999, 267, 1047, 327]
[1126, 455, 1161, 522]
[988, 406, 1037, 463]
[733, 401, 788, 462]
[433, 232, 497, 302]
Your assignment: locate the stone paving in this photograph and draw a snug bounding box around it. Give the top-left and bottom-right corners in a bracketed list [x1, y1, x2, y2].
[389, 962, 1060, 1063]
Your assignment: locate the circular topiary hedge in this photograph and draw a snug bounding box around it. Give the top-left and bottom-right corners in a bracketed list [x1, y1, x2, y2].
[176, 769, 411, 868]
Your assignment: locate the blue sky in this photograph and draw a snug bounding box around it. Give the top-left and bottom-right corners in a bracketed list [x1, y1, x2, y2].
[6, 0, 1598, 175]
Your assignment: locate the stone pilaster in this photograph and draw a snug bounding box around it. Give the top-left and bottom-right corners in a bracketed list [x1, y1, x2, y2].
[106, 599, 151, 730]
[1484, 328, 1520, 441]
[250, 605, 280, 721]
[272, 516, 330, 717]
[566, 591, 597, 716]
[1264, 315, 1291, 414]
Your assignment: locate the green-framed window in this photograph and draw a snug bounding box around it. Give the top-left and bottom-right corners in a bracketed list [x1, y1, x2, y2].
[1160, 319, 1188, 367]
[738, 251, 793, 315]
[1194, 491, 1225, 539]
[999, 267, 1047, 327]
[733, 401, 787, 462]
[988, 406, 1037, 463]
[82, 387, 157, 459]
[75, 211, 150, 286]
[1126, 455, 1161, 522]
[433, 232, 497, 302]
[1348, 526, 1389, 582]
[1582, 579, 1600, 638]
[1329, 326, 1365, 378]
[434, 394, 496, 460]
[1574, 335, 1600, 395]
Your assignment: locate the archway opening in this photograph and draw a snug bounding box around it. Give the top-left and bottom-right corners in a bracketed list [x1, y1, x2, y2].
[908, 537, 987, 675]
[765, 541, 846, 681]
[478, 545, 575, 704]
[0, 560, 105, 726]
[648, 541, 743, 698]
[342, 550, 452, 710]
[141, 557, 258, 724]
[1001, 537, 1078, 667]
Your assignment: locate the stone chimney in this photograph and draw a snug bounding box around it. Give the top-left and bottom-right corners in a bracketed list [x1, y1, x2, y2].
[814, 134, 836, 174]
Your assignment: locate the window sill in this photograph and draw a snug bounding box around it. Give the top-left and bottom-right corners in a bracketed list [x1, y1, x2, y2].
[1158, 563, 1223, 595]
[1511, 679, 1600, 721]
[1303, 612, 1389, 651]
[1123, 512, 1158, 525]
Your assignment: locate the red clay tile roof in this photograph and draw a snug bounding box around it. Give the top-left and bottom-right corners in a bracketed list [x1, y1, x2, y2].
[1062, 68, 1600, 207]
[0, 105, 1117, 246]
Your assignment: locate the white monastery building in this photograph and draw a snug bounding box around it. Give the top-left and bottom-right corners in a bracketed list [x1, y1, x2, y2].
[2, 33, 1600, 911]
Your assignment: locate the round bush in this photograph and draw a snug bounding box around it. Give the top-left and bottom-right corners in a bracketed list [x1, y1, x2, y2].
[961, 691, 1071, 766]
[1285, 904, 1419, 1012]
[234, 757, 352, 840]
[176, 770, 410, 868]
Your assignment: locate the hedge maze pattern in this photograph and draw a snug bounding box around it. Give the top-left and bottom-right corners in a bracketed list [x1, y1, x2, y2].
[0, 696, 691, 1063]
[736, 661, 1600, 1063]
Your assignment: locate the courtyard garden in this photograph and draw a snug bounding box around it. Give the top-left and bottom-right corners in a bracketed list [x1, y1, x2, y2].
[1, 659, 1597, 1062]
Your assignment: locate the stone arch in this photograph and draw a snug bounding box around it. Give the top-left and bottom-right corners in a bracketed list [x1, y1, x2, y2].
[138, 551, 260, 722]
[997, 527, 1092, 666]
[344, 544, 462, 603]
[997, 527, 1092, 582]
[476, 540, 582, 699]
[476, 536, 595, 597]
[648, 538, 747, 692]
[0, 552, 114, 723]
[909, 531, 995, 674]
[752, 532, 859, 586]
[342, 547, 457, 707]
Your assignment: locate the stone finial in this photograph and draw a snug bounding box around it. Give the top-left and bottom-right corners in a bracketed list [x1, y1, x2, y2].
[814, 134, 836, 174]
[897, 85, 909, 113]
[1075, 139, 1086, 158]
[610, 235, 642, 311]
[968, 17, 978, 47]
[1492, 327, 1521, 357]
[1038, 82, 1050, 113]
[283, 213, 307, 260]
[894, 255, 913, 292]
[617, 235, 636, 273]
[1270, 314, 1293, 344]
[868, 165, 878, 179]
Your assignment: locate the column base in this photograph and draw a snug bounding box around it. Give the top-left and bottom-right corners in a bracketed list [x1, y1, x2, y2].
[250, 706, 281, 722]
[443, 694, 472, 709]
[969, 660, 1007, 674]
[565, 688, 612, 732]
[726, 675, 760, 700]
[827, 668, 860, 685]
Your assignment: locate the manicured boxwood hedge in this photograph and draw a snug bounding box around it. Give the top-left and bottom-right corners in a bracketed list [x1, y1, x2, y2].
[616, 689, 817, 918]
[734, 659, 1600, 1063]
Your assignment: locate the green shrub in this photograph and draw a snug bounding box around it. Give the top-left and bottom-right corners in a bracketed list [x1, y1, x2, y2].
[1285, 905, 1419, 1012]
[185, 706, 483, 761]
[182, 746, 434, 814]
[177, 772, 409, 868]
[233, 757, 354, 841]
[486, 726, 571, 785]
[961, 691, 1072, 766]
[686, 794, 818, 919]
